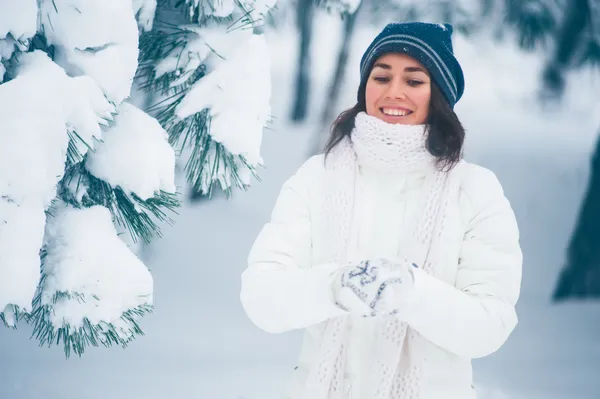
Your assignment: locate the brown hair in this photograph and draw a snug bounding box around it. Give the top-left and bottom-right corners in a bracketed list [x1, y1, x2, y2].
[324, 79, 465, 171]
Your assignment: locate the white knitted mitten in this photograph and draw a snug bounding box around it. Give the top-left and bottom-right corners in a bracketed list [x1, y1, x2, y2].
[332, 259, 417, 316]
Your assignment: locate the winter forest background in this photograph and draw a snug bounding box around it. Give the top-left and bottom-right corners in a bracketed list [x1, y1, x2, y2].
[1, 0, 599, 398]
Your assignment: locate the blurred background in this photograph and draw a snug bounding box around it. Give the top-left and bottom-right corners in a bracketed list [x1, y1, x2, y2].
[1, 0, 600, 398]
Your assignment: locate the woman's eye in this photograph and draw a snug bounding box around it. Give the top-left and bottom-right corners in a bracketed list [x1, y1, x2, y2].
[373, 76, 390, 83]
[407, 80, 424, 86]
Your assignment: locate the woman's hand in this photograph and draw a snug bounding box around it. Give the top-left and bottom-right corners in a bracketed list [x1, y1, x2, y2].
[331, 258, 417, 316]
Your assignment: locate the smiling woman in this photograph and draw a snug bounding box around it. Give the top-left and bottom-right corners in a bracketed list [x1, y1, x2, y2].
[241, 22, 522, 399]
[324, 23, 466, 171]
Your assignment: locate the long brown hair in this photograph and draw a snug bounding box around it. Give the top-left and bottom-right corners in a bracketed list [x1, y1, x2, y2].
[324, 79, 465, 171]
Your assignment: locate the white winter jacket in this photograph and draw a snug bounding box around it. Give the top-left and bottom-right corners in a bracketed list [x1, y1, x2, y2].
[240, 154, 522, 399]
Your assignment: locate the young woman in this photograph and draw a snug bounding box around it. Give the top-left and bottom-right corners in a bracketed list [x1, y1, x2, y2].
[240, 22, 522, 399]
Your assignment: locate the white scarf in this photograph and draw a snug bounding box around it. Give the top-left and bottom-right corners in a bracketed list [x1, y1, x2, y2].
[304, 112, 462, 399]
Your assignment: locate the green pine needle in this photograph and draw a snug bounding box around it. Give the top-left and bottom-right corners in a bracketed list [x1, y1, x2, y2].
[226, 0, 260, 32]
[160, 102, 259, 197]
[29, 276, 153, 358]
[137, 3, 262, 198]
[65, 129, 93, 168]
[137, 23, 206, 96]
[0, 304, 27, 329]
[185, 134, 259, 197]
[58, 161, 181, 245]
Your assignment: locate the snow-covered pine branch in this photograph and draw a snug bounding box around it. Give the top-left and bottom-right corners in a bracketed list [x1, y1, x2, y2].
[183, 0, 278, 24]
[138, 0, 277, 196]
[0, 0, 178, 357]
[1, 0, 279, 357]
[31, 201, 154, 358]
[0, 49, 115, 328]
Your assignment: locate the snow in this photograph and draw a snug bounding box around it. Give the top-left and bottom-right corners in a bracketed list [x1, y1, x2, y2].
[39, 203, 153, 332]
[1, 7, 600, 399]
[147, 18, 273, 195]
[0, 0, 38, 41]
[40, 0, 140, 104]
[176, 33, 271, 165]
[153, 24, 253, 84]
[0, 51, 110, 319]
[248, 0, 283, 22]
[64, 75, 117, 150]
[185, 0, 232, 18]
[132, 0, 158, 32]
[86, 102, 177, 200]
[0, 37, 15, 59]
[0, 0, 38, 82]
[0, 202, 46, 322]
[0, 37, 21, 80]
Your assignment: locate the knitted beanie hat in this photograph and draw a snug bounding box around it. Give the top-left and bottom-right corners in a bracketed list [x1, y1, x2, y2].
[358, 22, 465, 108]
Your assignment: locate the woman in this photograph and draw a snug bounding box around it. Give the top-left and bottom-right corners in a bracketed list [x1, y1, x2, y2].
[240, 22, 522, 399]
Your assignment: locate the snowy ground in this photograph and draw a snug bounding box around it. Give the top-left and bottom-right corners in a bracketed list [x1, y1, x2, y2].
[2, 11, 600, 399]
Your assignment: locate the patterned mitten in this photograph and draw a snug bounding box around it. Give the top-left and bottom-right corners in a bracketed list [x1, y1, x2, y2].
[332, 259, 417, 316]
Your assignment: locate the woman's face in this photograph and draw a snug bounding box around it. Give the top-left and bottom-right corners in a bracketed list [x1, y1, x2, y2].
[365, 53, 431, 125]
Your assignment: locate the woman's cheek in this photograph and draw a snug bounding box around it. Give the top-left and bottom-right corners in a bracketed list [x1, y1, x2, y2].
[365, 85, 382, 114]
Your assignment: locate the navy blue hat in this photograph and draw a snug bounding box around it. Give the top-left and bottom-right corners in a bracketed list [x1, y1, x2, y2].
[358, 22, 464, 108]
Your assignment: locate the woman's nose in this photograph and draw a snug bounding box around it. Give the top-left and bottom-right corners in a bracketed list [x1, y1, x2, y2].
[385, 81, 407, 100]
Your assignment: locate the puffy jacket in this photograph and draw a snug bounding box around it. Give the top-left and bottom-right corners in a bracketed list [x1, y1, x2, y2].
[240, 154, 522, 399]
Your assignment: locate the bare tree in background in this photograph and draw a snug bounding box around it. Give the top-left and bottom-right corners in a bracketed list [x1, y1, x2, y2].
[290, 0, 316, 122]
[320, 5, 363, 126]
[310, 3, 364, 153]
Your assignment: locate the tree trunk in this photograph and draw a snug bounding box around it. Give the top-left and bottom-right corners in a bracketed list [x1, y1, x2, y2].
[290, 0, 315, 123]
[553, 125, 600, 301]
[309, 4, 362, 154]
[319, 4, 362, 126]
[542, 0, 589, 94]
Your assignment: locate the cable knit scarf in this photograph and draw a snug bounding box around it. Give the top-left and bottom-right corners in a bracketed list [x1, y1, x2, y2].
[303, 112, 462, 399]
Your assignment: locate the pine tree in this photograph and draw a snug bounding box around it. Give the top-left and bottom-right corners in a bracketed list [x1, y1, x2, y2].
[478, 0, 600, 300]
[537, 0, 600, 301]
[0, 0, 277, 357]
